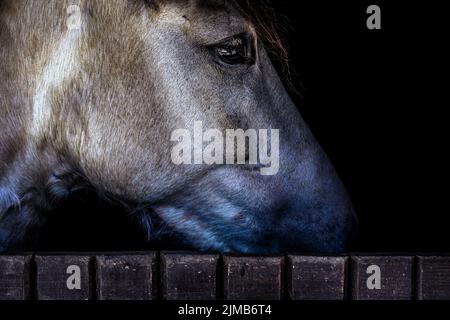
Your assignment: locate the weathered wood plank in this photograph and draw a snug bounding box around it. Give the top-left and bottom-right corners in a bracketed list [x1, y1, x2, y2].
[417, 256, 450, 300]
[161, 252, 219, 300]
[35, 255, 93, 300]
[2, 252, 448, 301]
[287, 255, 347, 300]
[96, 253, 157, 300]
[351, 255, 413, 300]
[223, 256, 284, 300]
[0, 255, 32, 300]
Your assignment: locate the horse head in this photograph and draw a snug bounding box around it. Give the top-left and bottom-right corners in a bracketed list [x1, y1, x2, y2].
[0, 0, 357, 253]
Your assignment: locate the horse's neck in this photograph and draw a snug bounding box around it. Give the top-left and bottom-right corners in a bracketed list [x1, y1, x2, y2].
[1, 1, 65, 145]
[0, 1, 79, 250]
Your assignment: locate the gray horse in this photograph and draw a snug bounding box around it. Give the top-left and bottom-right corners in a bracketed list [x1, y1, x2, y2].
[0, 0, 357, 253]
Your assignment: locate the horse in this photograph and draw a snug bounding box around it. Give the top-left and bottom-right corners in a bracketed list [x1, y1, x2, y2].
[0, 0, 357, 254]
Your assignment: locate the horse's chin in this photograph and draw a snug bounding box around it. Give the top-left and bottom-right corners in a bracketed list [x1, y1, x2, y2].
[151, 205, 283, 254]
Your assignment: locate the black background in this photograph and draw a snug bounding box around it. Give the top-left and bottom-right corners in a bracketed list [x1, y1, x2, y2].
[36, 1, 448, 253]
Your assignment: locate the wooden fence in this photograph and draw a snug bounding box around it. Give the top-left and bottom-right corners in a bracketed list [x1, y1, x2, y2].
[0, 253, 449, 300]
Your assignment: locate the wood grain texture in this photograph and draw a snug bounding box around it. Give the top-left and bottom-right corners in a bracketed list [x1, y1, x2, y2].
[417, 256, 450, 300]
[35, 255, 93, 300]
[0, 255, 32, 300]
[96, 253, 157, 300]
[223, 256, 284, 300]
[351, 255, 413, 300]
[161, 252, 219, 300]
[287, 256, 347, 300]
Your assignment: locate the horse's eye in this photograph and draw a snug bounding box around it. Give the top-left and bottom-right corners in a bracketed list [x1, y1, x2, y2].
[213, 35, 255, 66]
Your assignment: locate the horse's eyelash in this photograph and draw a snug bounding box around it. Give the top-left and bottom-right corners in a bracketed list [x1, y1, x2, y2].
[210, 33, 253, 47]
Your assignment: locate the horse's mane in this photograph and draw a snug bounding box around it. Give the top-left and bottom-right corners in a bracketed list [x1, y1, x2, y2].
[233, 0, 289, 73]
